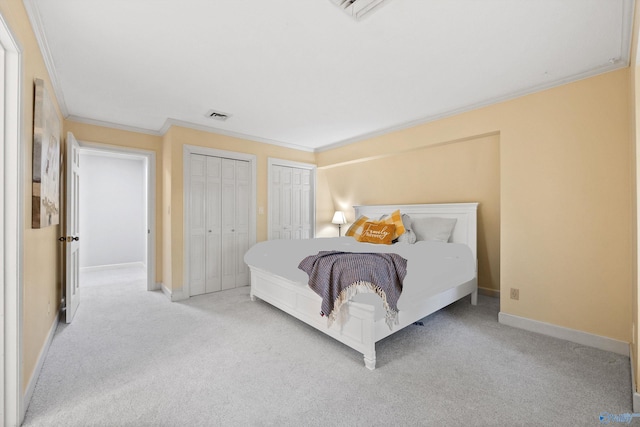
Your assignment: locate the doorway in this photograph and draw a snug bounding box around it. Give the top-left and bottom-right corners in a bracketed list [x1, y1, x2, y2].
[0, 9, 24, 425]
[1, 10, 23, 426]
[77, 144, 156, 292]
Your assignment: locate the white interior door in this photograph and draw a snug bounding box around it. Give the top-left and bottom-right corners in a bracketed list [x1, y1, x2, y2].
[188, 154, 207, 296]
[204, 156, 222, 293]
[1, 14, 22, 424]
[221, 158, 250, 290]
[293, 167, 312, 239]
[65, 132, 80, 323]
[269, 161, 315, 240]
[189, 154, 223, 296]
[232, 160, 250, 287]
[189, 154, 249, 295]
[277, 167, 292, 239]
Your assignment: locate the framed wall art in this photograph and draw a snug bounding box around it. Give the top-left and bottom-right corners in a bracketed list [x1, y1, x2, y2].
[32, 78, 61, 228]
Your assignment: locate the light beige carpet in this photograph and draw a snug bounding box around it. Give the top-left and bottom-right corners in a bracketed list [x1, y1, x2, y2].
[23, 267, 631, 426]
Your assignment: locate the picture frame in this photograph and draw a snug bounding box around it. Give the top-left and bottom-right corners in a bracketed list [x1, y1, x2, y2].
[32, 78, 61, 228]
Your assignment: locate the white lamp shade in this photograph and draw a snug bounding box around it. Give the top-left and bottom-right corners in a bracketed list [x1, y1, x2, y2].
[331, 211, 347, 225]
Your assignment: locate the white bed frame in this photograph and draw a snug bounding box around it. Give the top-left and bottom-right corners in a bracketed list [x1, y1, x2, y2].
[248, 203, 479, 369]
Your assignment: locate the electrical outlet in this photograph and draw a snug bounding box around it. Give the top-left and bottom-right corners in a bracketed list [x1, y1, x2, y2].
[48, 300, 51, 315]
[510, 288, 519, 300]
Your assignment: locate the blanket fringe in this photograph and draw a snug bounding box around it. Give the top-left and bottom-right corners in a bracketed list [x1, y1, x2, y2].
[327, 281, 399, 330]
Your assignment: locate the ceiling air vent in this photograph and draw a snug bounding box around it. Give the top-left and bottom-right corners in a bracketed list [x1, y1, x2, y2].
[205, 109, 231, 121]
[330, 0, 391, 21]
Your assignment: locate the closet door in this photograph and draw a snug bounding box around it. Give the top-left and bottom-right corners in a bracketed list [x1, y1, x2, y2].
[270, 165, 313, 240]
[189, 155, 249, 296]
[294, 168, 312, 239]
[233, 160, 250, 287]
[189, 154, 208, 296]
[220, 158, 250, 290]
[271, 166, 292, 239]
[204, 156, 222, 293]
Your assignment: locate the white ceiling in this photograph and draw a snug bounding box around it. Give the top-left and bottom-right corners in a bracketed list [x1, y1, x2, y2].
[25, 0, 635, 152]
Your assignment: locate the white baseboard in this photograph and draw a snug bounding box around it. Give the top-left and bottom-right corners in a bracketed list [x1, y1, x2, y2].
[150, 282, 162, 291]
[162, 284, 188, 302]
[161, 284, 171, 300]
[80, 262, 145, 273]
[498, 312, 629, 356]
[23, 314, 59, 413]
[630, 344, 640, 412]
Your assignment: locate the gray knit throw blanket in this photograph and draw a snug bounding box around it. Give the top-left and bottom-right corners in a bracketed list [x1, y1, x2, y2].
[298, 251, 407, 329]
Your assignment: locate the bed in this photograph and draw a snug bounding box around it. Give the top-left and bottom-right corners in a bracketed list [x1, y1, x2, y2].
[244, 203, 478, 369]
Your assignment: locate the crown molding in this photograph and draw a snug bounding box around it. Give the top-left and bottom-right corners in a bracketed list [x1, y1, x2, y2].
[23, 0, 69, 117]
[160, 118, 315, 152]
[66, 115, 162, 136]
[62, 60, 630, 155]
[25, 0, 634, 155]
[316, 60, 630, 153]
[67, 53, 628, 154]
[65, 115, 317, 153]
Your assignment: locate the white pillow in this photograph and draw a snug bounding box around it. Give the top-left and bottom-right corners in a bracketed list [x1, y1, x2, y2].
[396, 229, 416, 244]
[412, 217, 457, 242]
[396, 214, 416, 244]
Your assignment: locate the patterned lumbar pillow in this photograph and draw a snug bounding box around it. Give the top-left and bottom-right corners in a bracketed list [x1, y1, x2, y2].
[379, 209, 406, 239]
[356, 222, 396, 245]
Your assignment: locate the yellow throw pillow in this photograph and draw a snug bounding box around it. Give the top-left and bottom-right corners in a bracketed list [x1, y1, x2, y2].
[345, 215, 369, 238]
[380, 209, 405, 239]
[356, 222, 396, 245]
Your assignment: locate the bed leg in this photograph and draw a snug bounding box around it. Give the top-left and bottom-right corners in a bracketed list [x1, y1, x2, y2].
[364, 353, 376, 370]
[471, 289, 478, 306]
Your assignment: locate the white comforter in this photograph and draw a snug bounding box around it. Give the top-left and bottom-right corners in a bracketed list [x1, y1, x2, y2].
[244, 237, 475, 314]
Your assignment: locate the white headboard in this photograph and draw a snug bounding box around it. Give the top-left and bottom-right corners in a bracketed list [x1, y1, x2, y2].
[353, 203, 479, 261]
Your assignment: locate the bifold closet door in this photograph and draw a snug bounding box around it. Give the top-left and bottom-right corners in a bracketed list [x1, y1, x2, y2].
[189, 155, 249, 296]
[221, 158, 250, 290]
[189, 154, 222, 295]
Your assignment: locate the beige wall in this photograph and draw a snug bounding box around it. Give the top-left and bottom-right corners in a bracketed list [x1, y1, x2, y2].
[317, 133, 500, 293]
[63, 122, 319, 296]
[3, 0, 635, 402]
[0, 0, 64, 390]
[317, 68, 632, 342]
[63, 121, 164, 283]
